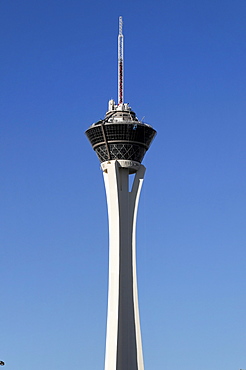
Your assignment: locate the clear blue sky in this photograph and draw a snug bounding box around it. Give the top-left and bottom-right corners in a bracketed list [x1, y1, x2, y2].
[1, 0, 246, 369]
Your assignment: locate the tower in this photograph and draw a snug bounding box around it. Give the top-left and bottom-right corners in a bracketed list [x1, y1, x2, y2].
[85, 17, 156, 370]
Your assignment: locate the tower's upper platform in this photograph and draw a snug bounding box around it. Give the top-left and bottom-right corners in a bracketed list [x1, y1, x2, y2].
[85, 100, 156, 164]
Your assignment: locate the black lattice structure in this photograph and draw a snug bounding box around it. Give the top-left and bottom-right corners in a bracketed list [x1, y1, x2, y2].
[86, 120, 156, 164]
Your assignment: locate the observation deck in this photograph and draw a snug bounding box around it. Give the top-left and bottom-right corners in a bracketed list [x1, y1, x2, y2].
[85, 100, 156, 164]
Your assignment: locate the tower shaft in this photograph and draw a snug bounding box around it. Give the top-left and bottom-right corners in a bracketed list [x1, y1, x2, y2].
[102, 160, 145, 370]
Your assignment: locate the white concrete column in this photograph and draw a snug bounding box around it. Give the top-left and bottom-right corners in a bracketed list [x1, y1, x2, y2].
[102, 160, 145, 370]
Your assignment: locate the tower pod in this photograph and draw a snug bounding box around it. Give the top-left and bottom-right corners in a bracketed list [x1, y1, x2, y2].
[85, 101, 156, 164]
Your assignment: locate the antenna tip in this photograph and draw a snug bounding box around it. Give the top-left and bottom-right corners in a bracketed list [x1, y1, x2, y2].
[119, 16, 123, 34]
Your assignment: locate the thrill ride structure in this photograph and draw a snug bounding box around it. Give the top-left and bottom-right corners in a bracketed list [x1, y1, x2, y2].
[85, 16, 156, 370]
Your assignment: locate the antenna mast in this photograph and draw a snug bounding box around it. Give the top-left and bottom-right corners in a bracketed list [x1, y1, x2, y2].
[118, 16, 124, 105]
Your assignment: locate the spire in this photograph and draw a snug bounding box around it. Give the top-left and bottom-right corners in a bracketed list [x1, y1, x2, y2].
[118, 16, 124, 105]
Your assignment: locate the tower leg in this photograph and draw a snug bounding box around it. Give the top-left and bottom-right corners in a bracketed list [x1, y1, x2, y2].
[102, 160, 145, 370]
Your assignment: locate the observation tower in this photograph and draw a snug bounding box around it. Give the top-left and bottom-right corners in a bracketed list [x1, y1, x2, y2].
[85, 17, 156, 370]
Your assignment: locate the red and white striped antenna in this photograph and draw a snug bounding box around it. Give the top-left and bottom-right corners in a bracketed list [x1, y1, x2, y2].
[118, 16, 124, 105]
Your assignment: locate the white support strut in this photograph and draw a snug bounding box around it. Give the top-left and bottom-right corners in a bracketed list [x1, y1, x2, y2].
[102, 160, 145, 370]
